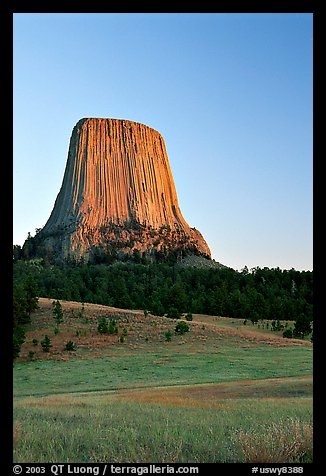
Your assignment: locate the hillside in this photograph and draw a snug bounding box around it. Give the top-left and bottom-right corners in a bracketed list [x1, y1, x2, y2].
[17, 297, 311, 363]
[14, 298, 313, 463]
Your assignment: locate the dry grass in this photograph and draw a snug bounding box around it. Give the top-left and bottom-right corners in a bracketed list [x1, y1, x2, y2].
[18, 298, 311, 363]
[192, 314, 311, 347]
[13, 421, 21, 448]
[111, 375, 312, 409]
[13, 393, 313, 463]
[235, 418, 313, 463]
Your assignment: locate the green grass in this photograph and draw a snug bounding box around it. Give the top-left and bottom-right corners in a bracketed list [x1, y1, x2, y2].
[13, 300, 313, 463]
[13, 345, 313, 463]
[14, 346, 312, 398]
[14, 395, 312, 463]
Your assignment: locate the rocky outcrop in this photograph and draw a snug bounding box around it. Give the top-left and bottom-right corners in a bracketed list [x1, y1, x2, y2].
[31, 118, 211, 262]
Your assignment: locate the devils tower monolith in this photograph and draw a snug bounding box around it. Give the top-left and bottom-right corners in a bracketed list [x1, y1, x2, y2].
[29, 118, 211, 263]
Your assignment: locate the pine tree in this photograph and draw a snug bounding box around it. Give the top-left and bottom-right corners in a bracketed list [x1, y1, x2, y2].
[293, 314, 312, 339]
[41, 335, 52, 352]
[52, 300, 63, 324]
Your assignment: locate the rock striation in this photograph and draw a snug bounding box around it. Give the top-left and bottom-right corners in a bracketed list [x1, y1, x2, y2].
[31, 118, 211, 263]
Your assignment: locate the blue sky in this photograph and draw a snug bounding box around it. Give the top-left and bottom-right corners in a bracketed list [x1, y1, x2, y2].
[13, 13, 313, 270]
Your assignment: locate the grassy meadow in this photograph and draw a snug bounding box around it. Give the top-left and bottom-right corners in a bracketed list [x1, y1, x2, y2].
[13, 298, 313, 463]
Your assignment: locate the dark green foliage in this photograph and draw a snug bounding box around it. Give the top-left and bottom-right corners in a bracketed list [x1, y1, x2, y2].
[13, 272, 39, 360]
[13, 259, 313, 324]
[119, 328, 127, 343]
[13, 277, 39, 326]
[175, 321, 190, 335]
[185, 312, 193, 321]
[78, 303, 85, 320]
[41, 335, 52, 352]
[32, 338, 38, 346]
[109, 319, 119, 335]
[97, 317, 109, 334]
[283, 329, 293, 339]
[52, 300, 63, 324]
[65, 341, 77, 351]
[165, 282, 187, 314]
[250, 311, 260, 325]
[150, 300, 165, 316]
[97, 317, 118, 335]
[24, 276, 39, 314]
[13, 244, 22, 262]
[13, 326, 25, 360]
[165, 330, 173, 341]
[293, 314, 312, 339]
[167, 307, 181, 319]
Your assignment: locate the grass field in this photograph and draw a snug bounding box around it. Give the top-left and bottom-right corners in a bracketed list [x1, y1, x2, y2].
[13, 298, 313, 463]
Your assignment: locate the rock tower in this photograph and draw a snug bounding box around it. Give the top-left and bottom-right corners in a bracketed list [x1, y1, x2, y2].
[30, 118, 211, 262]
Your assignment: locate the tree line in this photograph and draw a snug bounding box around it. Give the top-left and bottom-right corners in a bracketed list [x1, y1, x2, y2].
[13, 259, 313, 324]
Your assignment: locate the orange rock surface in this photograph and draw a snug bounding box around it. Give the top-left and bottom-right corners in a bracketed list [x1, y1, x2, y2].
[40, 118, 211, 261]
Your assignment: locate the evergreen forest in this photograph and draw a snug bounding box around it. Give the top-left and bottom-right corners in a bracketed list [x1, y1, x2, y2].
[13, 258, 313, 324]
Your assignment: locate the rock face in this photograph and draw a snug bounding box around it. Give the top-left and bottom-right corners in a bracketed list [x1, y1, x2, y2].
[34, 118, 211, 262]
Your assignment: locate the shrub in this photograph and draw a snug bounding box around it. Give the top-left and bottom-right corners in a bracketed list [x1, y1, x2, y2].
[250, 311, 259, 325]
[108, 318, 119, 335]
[65, 341, 77, 351]
[97, 317, 109, 334]
[28, 351, 36, 360]
[167, 307, 181, 319]
[293, 314, 312, 339]
[41, 335, 52, 352]
[175, 321, 190, 335]
[52, 300, 63, 324]
[32, 338, 38, 346]
[78, 302, 85, 319]
[283, 328, 293, 339]
[13, 326, 25, 360]
[54, 327, 60, 335]
[165, 330, 173, 342]
[150, 301, 165, 317]
[98, 317, 118, 335]
[185, 312, 193, 321]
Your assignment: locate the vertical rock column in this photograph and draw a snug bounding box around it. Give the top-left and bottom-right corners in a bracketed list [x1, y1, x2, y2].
[40, 118, 211, 260]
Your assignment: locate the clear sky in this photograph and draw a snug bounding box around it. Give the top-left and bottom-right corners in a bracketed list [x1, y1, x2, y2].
[13, 13, 313, 271]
